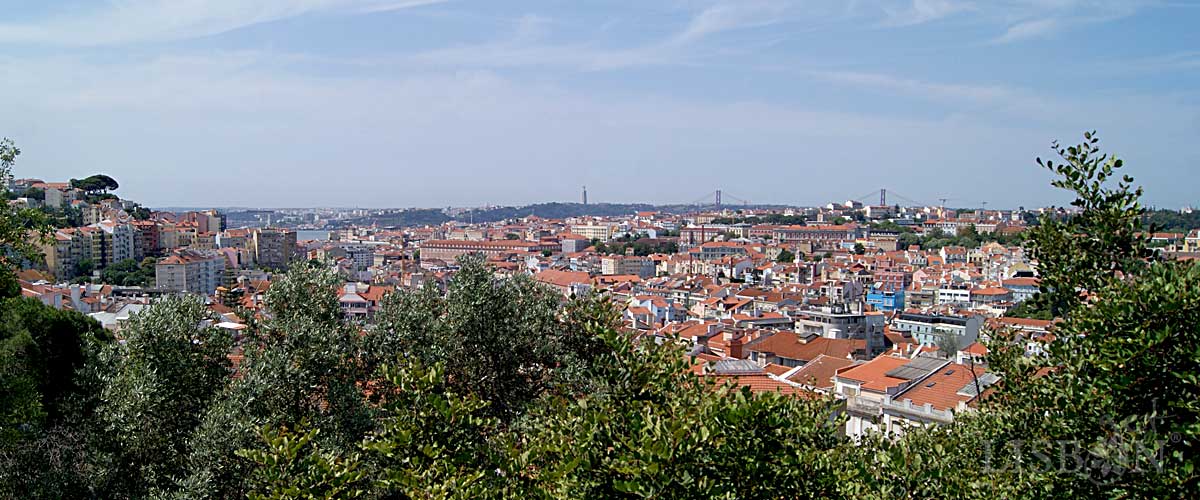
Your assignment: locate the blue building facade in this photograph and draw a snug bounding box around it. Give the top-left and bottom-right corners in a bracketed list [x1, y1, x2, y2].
[866, 288, 905, 312]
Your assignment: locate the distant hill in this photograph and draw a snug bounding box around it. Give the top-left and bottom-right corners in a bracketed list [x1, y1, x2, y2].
[463, 202, 660, 222]
[324, 202, 791, 228]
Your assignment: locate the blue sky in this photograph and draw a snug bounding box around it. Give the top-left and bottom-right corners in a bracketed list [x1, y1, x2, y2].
[1, 1, 1197, 209]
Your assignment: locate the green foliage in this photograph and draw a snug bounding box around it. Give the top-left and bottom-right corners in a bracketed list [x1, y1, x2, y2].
[507, 329, 844, 498]
[853, 242, 866, 255]
[129, 204, 152, 221]
[0, 138, 53, 278]
[1026, 131, 1153, 318]
[42, 204, 85, 229]
[594, 234, 677, 256]
[69, 174, 119, 194]
[237, 424, 368, 500]
[372, 254, 608, 420]
[359, 362, 499, 499]
[89, 295, 233, 497]
[99, 257, 156, 287]
[712, 213, 807, 225]
[0, 298, 107, 432]
[23, 187, 45, 201]
[1003, 296, 1054, 320]
[264, 262, 343, 325]
[914, 225, 1024, 250]
[1143, 208, 1200, 232]
[180, 263, 371, 498]
[776, 248, 795, 263]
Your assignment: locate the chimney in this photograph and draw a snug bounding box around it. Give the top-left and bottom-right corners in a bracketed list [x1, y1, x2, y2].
[728, 334, 745, 359]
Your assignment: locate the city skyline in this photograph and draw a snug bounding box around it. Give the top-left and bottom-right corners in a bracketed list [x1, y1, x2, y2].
[1, 1, 1198, 208]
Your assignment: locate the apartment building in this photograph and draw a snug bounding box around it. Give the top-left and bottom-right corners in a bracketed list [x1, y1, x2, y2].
[891, 312, 982, 349]
[155, 249, 226, 294]
[696, 241, 748, 260]
[600, 255, 655, 278]
[252, 228, 298, 269]
[569, 223, 615, 242]
[41, 228, 93, 281]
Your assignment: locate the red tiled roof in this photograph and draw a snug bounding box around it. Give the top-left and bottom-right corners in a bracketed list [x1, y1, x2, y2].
[836, 355, 911, 392]
[895, 362, 988, 411]
[706, 374, 817, 398]
[787, 354, 858, 390]
[745, 331, 864, 363]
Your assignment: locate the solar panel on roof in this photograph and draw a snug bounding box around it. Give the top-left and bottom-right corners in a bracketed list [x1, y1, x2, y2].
[884, 355, 948, 380]
[956, 372, 1001, 397]
[713, 359, 764, 375]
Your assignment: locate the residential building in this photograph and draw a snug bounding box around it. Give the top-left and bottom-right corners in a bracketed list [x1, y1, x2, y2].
[936, 287, 971, 306]
[696, 241, 748, 260]
[1000, 277, 1039, 302]
[252, 228, 298, 269]
[601, 255, 655, 278]
[745, 331, 866, 368]
[891, 312, 982, 349]
[570, 223, 615, 242]
[557, 233, 591, 253]
[155, 249, 226, 294]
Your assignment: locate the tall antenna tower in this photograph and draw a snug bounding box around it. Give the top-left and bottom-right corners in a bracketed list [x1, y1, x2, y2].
[582, 185, 588, 205]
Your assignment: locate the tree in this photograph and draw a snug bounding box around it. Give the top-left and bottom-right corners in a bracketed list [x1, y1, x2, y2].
[73, 258, 95, 281]
[237, 423, 368, 500]
[69, 174, 119, 195]
[176, 263, 372, 499]
[1024, 132, 1154, 319]
[505, 327, 844, 498]
[1003, 298, 1053, 320]
[87, 295, 233, 497]
[371, 254, 606, 421]
[241, 304, 845, 499]
[129, 205, 152, 221]
[853, 242, 866, 255]
[0, 297, 109, 498]
[776, 248, 795, 263]
[0, 138, 53, 285]
[99, 258, 155, 287]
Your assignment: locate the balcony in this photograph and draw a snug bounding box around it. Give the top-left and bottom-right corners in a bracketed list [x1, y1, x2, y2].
[845, 396, 882, 417]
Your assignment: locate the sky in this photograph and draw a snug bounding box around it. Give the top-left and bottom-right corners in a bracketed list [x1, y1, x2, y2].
[1, 1, 1198, 209]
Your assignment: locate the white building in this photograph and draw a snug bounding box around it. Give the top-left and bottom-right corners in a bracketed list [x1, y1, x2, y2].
[936, 287, 971, 306]
[156, 249, 226, 294]
[92, 220, 136, 265]
[891, 312, 982, 349]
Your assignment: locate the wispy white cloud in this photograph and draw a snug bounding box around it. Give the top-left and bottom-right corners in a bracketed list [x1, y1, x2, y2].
[880, 0, 975, 27]
[805, 69, 1015, 103]
[669, 1, 792, 45]
[988, 0, 1155, 44]
[404, 2, 790, 71]
[992, 17, 1059, 43]
[0, 0, 446, 46]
